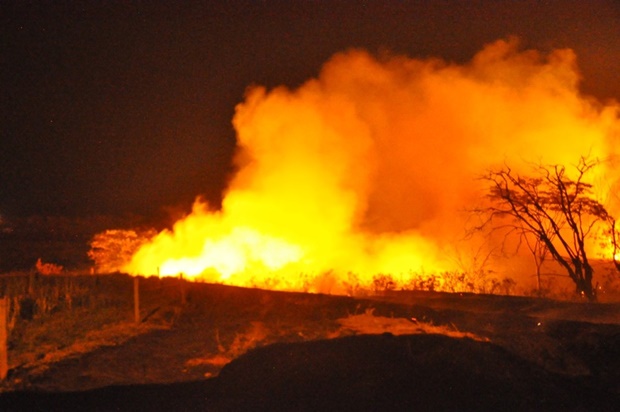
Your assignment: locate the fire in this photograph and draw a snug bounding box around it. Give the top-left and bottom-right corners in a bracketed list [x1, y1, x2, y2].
[120, 38, 620, 293]
[158, 226, 304, 280]
[596, 231, 620, 263]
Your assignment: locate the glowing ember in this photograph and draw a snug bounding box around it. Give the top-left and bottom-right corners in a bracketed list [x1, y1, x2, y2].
[119, 38, 619, 293]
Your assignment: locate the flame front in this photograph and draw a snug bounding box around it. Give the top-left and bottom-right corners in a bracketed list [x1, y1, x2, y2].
[123, 38, 620, 292]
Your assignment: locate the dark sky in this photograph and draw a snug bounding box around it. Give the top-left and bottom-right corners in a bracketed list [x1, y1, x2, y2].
[2, 0, 619, 224]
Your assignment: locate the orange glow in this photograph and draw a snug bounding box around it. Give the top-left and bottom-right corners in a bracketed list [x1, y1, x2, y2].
[596, 231, 620, 263]
[121, 38, 620, 293]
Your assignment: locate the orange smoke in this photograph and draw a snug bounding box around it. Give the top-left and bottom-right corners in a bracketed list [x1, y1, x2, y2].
[123, 38, 620, 293]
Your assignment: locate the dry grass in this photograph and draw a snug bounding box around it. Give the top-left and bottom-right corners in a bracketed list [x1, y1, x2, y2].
[9, 321, 168, 382]
[335, 308, 489, 341]
[183, 307, 489, 376]
[185, 321, 270, 373]
[0, 273, 183, 391]
[2, 277, 619, 396]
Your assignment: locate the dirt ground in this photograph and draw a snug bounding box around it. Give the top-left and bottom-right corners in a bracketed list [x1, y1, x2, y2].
[1, 281, 620, 411]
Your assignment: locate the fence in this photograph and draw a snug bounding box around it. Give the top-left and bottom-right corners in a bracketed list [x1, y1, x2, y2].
[0, 272, 188, 380]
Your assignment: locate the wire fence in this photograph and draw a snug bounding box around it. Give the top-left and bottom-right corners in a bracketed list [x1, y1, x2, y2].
[0, 272, 189, 380]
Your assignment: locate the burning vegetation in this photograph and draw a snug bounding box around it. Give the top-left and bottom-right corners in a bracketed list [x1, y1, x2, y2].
[90, 38, 620, 298]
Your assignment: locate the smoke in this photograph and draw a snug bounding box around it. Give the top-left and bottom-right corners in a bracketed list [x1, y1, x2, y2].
[125, 38, 620, 291]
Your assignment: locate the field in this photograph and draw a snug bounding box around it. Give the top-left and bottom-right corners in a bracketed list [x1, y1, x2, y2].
[0, 274, 619, 410]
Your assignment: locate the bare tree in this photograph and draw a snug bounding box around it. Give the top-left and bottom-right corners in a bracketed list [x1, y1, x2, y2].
[479, 158, 611, 301]
[606, 217, 620, 272]
[522, 231, 550, 295]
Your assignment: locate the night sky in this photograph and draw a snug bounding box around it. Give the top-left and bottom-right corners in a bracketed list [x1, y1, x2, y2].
[2, 0, 620, 224]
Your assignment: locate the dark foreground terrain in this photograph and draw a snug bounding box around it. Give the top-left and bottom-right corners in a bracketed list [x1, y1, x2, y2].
[1, 281, 620, 411]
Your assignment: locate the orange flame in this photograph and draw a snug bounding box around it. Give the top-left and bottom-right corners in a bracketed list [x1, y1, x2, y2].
[122, 38, 620, 293]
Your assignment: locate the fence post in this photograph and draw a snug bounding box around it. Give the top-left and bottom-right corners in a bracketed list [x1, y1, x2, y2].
[179, 273, 186, 305]
[134, 277, 140, 324]
[0, 297, 8, 380]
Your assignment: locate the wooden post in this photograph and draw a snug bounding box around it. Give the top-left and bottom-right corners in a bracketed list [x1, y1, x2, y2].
[179, 273, 186, 305]
[0, 297, 8, 380]
[133, 277, 140, 324]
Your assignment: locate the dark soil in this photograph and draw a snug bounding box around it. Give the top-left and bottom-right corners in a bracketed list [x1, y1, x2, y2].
[1, 282, 620, 411]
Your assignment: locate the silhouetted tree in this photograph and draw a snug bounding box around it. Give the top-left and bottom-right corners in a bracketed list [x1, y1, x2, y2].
[606, 217, 620, 272]
[522, 230, 550, 296]
[88, 229, 156, 273]
[479, 158, 611, 301]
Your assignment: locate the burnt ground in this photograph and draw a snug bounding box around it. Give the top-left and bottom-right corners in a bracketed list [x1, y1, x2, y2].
[1, 282, 620, 411]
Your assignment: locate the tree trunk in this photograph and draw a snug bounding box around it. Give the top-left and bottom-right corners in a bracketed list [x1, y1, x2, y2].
[584, 264, 596, 302]
[576, 275, 596, 302]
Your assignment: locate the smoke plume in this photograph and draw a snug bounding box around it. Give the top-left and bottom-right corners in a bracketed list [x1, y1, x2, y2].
[125, 38, 620, 292]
